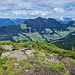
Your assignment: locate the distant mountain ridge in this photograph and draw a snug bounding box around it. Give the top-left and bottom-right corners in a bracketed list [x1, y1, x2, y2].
[0, 18, 16, 26]
[0, 17, 75, 42]
[0, 18, 26, 26]
[24, 17, 66, 32]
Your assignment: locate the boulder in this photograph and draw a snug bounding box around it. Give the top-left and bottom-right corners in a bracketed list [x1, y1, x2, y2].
[8, 50, 27, 61]
[25, 50, 35, 58]
[1, 50, 27, 61]
[1, 44, 13, 51]
[1, 52, 11, 58]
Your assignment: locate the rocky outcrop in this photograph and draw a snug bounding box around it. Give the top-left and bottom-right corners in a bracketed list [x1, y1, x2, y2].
[1, 47, 35, 61]
[1, 44, 13, 51]
[45, 54, 59, 63]
[1, 50, 27, 61]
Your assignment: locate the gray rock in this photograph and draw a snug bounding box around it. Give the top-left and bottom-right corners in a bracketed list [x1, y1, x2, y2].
[25, 69, 29, 73]
[50, 54, 59, 62]
[25, 50, 35, 58]
[1, 50, 27, 61]
[1, 52, 11, 58]
[8, 50, 27, 61]
[1, 44, 13, 51]
[45, 54, 59, 63]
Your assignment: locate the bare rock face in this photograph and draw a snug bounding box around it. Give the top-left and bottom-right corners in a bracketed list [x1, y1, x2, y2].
[50, 54, 59, 62]
[18, 67, 64, 75]
[10, 50, 27, 61]
[1, 44, 13, 51]
[1, 46, 35, 61]
[61, 57, 75, 75]
[1, 52, 11, 58]
[45, 54, 59, 63]
[25, 49, 35, 58]
[1, 50, 27, 61]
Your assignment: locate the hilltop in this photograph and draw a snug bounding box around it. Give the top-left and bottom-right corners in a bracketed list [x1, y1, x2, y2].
[0, 42, 75, 75]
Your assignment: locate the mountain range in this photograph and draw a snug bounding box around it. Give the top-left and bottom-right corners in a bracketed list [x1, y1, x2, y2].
[0, 17, 75, 42]
[0, 18, 26, 26]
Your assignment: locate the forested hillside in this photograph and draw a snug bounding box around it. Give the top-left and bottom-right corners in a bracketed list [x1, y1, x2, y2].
[54, 35, 75, 50]
[0, 17, 75, 42]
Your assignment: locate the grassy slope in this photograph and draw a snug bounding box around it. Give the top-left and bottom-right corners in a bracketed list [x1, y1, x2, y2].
[0, 42, 75, 75]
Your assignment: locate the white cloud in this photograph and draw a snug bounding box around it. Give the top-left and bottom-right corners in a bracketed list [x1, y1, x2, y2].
[71, 17, 75, 21]
[59, 17, 64, 20]
[0, 0, 75, 18]
[53, 7, 64, 14]
[29, 11, 48, 16]
[4, 14, 8, 16]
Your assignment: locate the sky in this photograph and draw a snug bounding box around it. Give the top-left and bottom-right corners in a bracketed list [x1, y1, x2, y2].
[0, 0, 75, 19]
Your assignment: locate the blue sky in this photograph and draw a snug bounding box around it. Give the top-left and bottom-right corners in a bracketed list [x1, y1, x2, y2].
[0, 0, 75, 19]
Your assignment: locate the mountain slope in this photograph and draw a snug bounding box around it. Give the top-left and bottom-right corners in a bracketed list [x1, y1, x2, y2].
[24, 17, 66, 32]
[12, 18, 26, 25]
[0, 17, 75, 42]
[54, 35, 75, 50]
[0, 18, 26, 26]
[0, 19, 16, 26]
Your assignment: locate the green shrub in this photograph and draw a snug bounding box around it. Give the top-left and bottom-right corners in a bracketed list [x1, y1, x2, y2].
[70, 59, 75, 65]
[13, 44, 19, 50]
[0, 51, 2, 56]
[64, 72, 70, 75]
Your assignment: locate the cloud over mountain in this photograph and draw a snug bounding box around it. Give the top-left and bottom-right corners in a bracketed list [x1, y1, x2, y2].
[0, 0, 75, 18]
